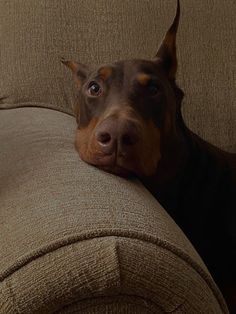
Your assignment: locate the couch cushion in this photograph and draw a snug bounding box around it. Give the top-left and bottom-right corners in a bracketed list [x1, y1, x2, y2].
[0, 108, 227, 313]
[0, 0, 235, 152]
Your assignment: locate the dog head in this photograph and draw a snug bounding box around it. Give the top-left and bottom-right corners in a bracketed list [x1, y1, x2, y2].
[62, 0, 184, 178]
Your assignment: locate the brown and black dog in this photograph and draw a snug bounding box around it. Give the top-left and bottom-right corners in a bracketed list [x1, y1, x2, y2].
[62, 1, 236, 311]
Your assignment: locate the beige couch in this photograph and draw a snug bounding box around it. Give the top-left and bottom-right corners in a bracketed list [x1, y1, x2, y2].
[0, 1, 235, 313]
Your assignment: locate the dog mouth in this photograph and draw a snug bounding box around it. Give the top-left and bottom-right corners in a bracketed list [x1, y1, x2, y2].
[84, 152, 136, 177]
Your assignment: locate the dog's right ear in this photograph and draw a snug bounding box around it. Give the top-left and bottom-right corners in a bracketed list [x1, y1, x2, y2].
[154, 0, 180, 80]
[61, 58, 89, 89]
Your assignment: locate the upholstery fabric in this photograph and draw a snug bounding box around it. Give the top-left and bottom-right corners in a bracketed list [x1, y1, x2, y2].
[0, 108, 228, 313]
[0, 0, 235, 152]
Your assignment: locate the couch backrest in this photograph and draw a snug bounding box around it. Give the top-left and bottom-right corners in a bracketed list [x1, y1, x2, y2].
[0, 0, 235, 151]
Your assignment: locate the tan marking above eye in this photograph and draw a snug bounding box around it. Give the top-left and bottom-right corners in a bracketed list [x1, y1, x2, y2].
[136, 73, 151, 86]
[98, 66, 113, 81]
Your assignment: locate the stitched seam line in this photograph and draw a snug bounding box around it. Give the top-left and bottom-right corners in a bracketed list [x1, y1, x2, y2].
[0, 229, 227, 313]
[54, 294, 161, 314]
[0, 102, 75, 117]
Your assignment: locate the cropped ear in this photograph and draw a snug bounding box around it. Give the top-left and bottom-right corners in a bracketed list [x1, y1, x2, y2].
[155, 0, 180, 80]
[61, 58, 89, 88]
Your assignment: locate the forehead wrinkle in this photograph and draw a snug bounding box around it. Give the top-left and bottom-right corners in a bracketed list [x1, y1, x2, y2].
[111, 62, 125, 87]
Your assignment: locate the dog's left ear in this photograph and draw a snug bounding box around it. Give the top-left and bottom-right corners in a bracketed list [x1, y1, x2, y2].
[155, 0, 180, 80]
[61, 58, 89, 88]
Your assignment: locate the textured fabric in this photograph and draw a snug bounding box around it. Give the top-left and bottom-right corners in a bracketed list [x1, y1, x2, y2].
[0, 0, 235, 152]
[0, 108, 228, 313]
[58, 297, 158, 314]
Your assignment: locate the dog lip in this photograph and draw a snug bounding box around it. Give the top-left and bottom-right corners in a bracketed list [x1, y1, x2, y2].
[94, 153, 116, 166]
[88, 152, 134, 177]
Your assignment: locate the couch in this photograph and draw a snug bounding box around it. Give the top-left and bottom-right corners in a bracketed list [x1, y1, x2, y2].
[1, 1, 235, 313]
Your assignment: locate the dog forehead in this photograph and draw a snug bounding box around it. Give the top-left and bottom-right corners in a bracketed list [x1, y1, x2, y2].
[116, 59, 159, 78]
[94, 59, 159, 82]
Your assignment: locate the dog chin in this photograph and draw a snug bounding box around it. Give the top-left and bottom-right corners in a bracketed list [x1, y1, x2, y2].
[97, 164, 134, 178]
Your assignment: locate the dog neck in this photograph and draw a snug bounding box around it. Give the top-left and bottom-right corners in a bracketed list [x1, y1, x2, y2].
[141, 111, 188, 194]
[140, 111, 234, 215]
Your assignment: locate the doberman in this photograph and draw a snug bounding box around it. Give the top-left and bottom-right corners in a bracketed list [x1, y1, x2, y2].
[62, 0, 236, 311]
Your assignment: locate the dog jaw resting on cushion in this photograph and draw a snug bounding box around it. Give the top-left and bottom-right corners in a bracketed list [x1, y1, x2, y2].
[62, 1, 236, 311]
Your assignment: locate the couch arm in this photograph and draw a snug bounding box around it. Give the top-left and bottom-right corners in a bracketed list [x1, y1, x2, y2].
[0, 107, 228, 313]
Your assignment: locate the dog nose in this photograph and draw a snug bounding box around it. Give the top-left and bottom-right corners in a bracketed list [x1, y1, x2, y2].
[95, 119, 139, 155]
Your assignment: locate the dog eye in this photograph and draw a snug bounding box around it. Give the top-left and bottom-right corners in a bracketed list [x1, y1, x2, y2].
[88, 81, 102, 96]
[147, 81, 159, 95]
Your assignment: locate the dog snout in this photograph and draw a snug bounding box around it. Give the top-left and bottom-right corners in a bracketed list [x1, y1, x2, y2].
[95, 118, 140, 155]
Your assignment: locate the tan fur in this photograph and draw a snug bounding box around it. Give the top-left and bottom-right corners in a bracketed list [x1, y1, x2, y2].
[137, 73, 150, 86]
[98, 66, 113, 81]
